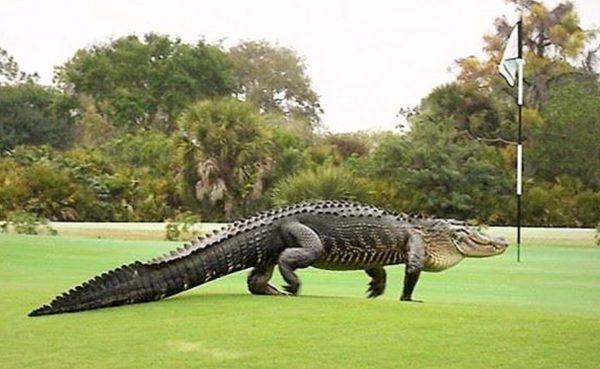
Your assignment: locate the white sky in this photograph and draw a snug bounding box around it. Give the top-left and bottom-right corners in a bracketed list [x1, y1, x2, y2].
[1, 0, 598, 132]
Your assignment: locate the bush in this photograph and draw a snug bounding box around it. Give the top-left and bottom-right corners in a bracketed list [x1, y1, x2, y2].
[523, 177, 600, 227]
[99, 130, 173, 174]
[271, 164, 372, 206]
[326, 132, 370, 159]
[3, 211, 56, 235]
[0, 146, 134, 221]
[165, 212, 201, 241]
[363, 126, 512, 223]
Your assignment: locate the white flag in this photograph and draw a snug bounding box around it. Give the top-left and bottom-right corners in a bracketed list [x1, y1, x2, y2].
[498, 22, 520, 87]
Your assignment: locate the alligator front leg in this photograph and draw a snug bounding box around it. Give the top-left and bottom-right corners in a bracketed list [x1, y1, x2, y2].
[277, 221, 324, 295]
[365, 267, 386, 298]
[247, 264, 282, 295]
[400, 231, 426, 302]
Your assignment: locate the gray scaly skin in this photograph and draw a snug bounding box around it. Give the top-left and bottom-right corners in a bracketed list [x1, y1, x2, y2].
[29, 200, 508, 316]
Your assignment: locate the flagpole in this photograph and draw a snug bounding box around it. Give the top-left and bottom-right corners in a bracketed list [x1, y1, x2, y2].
[517, 92, 522, 262]
[497, 15, 525, 262]
[516, 18, 523, 262]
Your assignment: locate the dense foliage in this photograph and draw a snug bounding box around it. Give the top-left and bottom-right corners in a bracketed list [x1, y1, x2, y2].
[531, 73, 600, 190]
[0, 83, 76, 151]
[0, 0, 598, 227]
[364, 119, 513, 223]
[229, 40, 323, 127]
[174, 99, 274, 220]
[271, 165, 373, 206]
[56, 34, 235, 132]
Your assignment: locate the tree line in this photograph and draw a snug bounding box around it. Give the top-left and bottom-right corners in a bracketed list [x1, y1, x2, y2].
[0, 0, 598, 227]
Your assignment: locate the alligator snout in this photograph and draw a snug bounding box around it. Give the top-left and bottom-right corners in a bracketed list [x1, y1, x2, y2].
[493, 236, 509, 249]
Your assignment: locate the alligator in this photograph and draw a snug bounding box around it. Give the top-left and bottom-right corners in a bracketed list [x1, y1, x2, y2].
[29, 200, 508, 316]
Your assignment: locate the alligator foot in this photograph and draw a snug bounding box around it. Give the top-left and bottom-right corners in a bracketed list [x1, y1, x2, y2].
[366, 282, 384, 298]
[400, 297, 423, 303]
[365, 267, 386, 298]
[249, 283, 283, 296]
[254, 283, 284, 295]
[282, 282, 300, 295]
[265, 284, 284, 295]
[248, 266, 282, 295]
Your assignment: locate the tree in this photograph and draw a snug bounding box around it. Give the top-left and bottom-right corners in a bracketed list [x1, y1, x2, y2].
[56, 34, 235, 132]
[368, 114, 512, 223]
[261, 122, 312, 190]
[0, 47, 37, 85]
[98, 131, 180, 221]
[100, 130, 173, 175]
[0, 83, 76, 152]
[409, 83, 517, 143]
[530, 72, 600, 189]
[396, 0, 599, 225]
[326, 132, 371, 159]
[456, 0, 595, 108]
[229, 40, 323, 128]
[174, 99, 273, 220]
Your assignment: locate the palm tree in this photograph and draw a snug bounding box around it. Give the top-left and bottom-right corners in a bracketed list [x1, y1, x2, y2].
[175, 99, 273, 220]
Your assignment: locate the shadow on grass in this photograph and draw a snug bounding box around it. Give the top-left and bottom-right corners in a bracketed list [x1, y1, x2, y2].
[26, 289, 393, 320]
[165, 291, 348, 304]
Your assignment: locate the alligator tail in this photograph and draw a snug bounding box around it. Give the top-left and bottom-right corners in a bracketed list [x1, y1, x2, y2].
[29, 231, 268, 317]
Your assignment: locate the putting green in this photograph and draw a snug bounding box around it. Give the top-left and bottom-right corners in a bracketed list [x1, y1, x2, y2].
[1, 232, 599, 369]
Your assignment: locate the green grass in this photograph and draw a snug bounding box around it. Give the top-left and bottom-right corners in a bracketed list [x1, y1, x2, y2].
[1, 232, 599, 369]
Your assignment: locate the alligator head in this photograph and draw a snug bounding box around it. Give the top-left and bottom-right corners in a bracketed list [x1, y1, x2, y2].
[447, 221, 509, 257]
[420, 218, 509, 272]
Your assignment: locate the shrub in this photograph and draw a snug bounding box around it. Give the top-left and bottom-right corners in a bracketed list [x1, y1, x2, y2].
[4, 210, 56, 235]
[0, 145, 137, 221]
[100, 130, 173, 174]
[522, 176, 600, 227]
[326, 132, 370, 159]
[271, 164, 372, 206]
[165, 212, 201, 241]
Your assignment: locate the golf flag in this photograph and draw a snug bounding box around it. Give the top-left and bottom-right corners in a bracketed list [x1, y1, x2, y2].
[498, 21, 521, 87]
[498, 19, 524, 262]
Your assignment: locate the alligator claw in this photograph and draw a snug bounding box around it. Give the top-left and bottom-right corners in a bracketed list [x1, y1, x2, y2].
[400, 297, 423, 303]
[366, 281, 384, 298]
[283, 284, 299, 295]
[265, 284, 284, 295]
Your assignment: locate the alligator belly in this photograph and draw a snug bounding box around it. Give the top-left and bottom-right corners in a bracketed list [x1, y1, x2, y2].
[312, 262, 365, 271]
[313, 250, 402, 270]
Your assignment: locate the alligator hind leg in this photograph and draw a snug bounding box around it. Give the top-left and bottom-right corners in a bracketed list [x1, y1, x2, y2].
[247, 264, 282, 295]
[365, 267, 386, 298]
[278, 222, 324, 295]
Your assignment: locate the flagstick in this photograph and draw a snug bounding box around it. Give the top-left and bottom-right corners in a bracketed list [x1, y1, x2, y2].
[499, 18, 524, 261]
[517, 97, 522, 262]
[516, 18, 524, 262]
